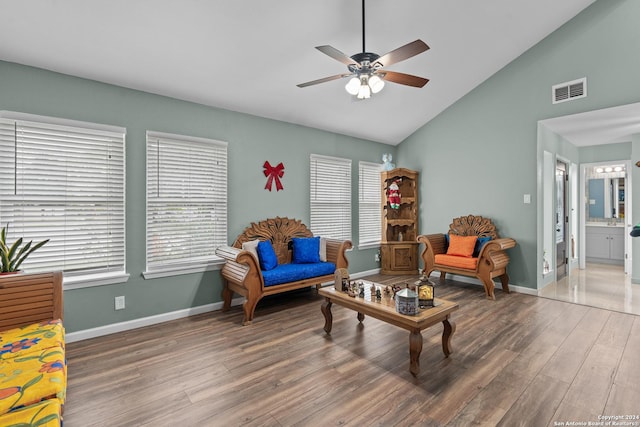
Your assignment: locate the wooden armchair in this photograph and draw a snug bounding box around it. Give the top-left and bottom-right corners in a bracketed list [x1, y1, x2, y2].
[417, 215, 516, 300]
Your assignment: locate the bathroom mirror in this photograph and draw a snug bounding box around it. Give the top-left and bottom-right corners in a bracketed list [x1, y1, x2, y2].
[587, 177, 625, 219]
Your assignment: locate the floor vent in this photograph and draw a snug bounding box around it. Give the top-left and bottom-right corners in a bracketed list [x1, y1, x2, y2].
[552, 77, 587, 104]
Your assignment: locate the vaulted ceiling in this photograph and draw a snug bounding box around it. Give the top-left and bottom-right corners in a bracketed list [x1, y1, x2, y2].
[1, 0, 597, 145]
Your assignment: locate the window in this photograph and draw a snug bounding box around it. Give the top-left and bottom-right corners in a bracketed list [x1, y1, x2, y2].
[0, 113, 126, 286]
[358, 161, 381, 248]
[145, 131, 227, 277]
[310, 154, 351, 241]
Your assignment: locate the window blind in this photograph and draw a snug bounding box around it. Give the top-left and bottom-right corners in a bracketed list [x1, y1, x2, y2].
[0, 116, 126, 277]
[146, 131, 227, 272]
[310, 154, 351, 241]
[358, 161, 381, 247]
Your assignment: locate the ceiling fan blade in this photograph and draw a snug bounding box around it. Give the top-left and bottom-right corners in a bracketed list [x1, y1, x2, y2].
[381, 71, 429, 88]
[374, 39, 430, 68]
[297, 73, 352, 88]
[316, 45, 360, 67]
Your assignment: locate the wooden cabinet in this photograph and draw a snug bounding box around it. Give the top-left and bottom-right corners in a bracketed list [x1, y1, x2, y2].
[380, 168, 419, 275]
[585, 225, 624, 264]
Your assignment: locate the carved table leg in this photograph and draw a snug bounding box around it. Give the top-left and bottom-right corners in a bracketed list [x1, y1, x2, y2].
[357, 312, 365, 323]
[442, 316, 456, 357]
[409, 329, 423, 377]
[321, 298, 333, 334]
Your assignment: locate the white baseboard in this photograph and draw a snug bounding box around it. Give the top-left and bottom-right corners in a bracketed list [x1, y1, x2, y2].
[66, 269, 533, 343]
[436, 273, 537, 296]
[66, 297, 244, 343]
[350, 268, 381, 278]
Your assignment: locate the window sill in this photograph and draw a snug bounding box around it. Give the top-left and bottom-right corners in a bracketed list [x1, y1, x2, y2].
[64, 272, 130, 290]
[143, 261, 224, 280]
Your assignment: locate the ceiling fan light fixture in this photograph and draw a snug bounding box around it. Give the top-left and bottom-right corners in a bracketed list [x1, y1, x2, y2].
[345, 77, 361, 95]
[369, 74, 384, 93]
[357, 83, 371, 99]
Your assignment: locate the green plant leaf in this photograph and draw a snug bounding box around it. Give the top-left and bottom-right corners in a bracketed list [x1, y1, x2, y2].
[13, 239, 49, 271]
[0, 224, 48, 272]
[0, 223, 7, 245]
[7, 237, 24, 264]
[0, 251, 9, 273]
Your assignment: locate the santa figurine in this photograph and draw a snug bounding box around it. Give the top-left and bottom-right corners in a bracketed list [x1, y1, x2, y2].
[387, 179, 401, 209]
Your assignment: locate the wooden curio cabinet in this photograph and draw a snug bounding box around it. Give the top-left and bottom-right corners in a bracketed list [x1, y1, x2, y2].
[380, 168, 419, 275]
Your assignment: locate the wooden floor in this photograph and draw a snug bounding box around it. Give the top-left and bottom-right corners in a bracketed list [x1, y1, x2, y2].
[64, 275, 640, 427]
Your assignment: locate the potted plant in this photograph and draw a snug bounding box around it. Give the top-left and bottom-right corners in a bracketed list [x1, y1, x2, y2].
[0, 224, 49, 274]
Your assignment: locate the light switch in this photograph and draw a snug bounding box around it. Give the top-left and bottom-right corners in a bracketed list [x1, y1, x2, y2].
[523, 194, 531, 204]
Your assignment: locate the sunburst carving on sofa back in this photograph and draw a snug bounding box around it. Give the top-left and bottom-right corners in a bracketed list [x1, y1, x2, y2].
[232, 217, 313, 264]
[448, 215, 498, 239]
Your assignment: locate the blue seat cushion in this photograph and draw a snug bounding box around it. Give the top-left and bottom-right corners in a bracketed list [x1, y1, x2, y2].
[262, 262, 336, 287]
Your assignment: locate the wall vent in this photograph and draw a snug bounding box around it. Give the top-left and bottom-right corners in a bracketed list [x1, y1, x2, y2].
[552, 77, 587, 104]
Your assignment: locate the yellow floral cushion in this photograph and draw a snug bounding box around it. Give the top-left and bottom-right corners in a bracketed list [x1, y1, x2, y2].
[0, 320, 65, 361]
[0, 398, 62, 427]
[0, 346, 66, 415]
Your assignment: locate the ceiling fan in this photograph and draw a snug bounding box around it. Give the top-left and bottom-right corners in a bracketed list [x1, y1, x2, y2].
[297, 0, 430, 99]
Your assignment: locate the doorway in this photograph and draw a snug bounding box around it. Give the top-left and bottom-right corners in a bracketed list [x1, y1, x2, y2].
[580, 161, 632, 274]
[555, 160, 568, 280]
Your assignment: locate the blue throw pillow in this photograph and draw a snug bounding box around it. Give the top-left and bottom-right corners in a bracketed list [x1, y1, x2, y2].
[292, 236, 321, 264]
[257, 240, 278, 271]
[444, 233, 449, 251]
[473, 236, 492, 257]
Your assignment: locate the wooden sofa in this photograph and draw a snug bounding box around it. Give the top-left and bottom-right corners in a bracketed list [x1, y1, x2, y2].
[417, 215, 516, 300]
[0, 271, 66, 426]
[216, 217, 352, 325]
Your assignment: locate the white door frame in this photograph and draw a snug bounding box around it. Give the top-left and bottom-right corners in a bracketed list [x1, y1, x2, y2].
[579, 160, 632, 273]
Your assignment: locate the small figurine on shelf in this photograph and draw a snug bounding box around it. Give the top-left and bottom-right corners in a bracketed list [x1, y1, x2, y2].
[370, 283, 376, 298]
[375, 288, 382, 301]
[387, 179, 401, 210]
[382, 153, 395, 171]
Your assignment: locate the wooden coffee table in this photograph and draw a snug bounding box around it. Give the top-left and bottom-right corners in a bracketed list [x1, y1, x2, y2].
[319, 283, 459, 376]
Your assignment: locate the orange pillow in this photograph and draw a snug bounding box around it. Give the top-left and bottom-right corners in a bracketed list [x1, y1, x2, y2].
[446, 234, 477, 257]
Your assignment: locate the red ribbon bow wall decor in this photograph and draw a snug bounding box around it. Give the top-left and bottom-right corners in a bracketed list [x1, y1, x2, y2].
[263, 161, 284, 191]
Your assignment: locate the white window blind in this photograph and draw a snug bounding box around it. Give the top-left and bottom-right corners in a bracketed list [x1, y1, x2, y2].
[146, 131, 227, 273]
[310, 154, 351, 241]
[0, 116, 126, 278]
[359, 161, 381, 248]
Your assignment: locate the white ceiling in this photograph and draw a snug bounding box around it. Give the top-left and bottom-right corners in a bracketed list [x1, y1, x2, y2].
[0, 0, 598, 145]
[541, 102, 640, 147]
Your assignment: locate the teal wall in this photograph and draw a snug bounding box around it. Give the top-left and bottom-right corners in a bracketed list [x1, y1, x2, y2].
[397, 0, 640, 289]
[0, 60, 393, 333]
[580, 142, 631, 164]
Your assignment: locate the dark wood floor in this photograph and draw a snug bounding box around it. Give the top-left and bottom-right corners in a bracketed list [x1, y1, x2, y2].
[64, 275, 640, 427]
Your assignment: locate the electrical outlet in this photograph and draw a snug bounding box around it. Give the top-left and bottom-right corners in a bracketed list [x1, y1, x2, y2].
[115, 295, 125, 310]
[375, 251, 381, 262]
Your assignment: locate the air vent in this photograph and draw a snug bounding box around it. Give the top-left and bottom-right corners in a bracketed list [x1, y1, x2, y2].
[552, 77, 587, 104]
